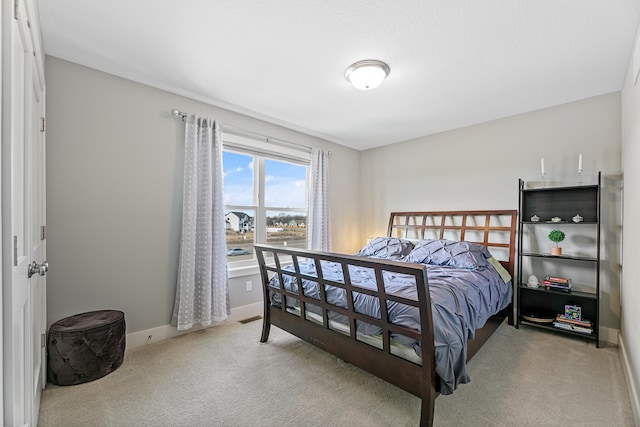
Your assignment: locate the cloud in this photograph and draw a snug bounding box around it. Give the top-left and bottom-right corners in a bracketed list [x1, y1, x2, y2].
[224, 166, 244, 177]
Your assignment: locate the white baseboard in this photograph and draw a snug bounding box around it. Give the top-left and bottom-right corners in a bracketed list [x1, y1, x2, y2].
[125, 302, 263, 350]
[620, 332, 640, 426]
[600, 325, 619, 346]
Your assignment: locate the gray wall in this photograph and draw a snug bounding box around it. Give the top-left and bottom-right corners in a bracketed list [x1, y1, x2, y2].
[621, 26, 640, 419]
[359, 93, 622, 332]
[45, 56, 360, 333]
[46, 54, 624, 345]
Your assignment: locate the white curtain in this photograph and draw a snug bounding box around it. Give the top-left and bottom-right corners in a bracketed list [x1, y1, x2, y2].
[172, 115, 229, 330]
[308, 148, 331, 251]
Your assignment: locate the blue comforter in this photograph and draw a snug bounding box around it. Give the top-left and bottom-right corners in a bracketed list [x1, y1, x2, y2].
[268, 238, 512, 395]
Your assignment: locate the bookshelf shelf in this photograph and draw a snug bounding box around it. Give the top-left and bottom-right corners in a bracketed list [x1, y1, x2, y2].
[518, 284, 597, 299]
[519, 320, 597, 340]
[520, 252, 597, 262]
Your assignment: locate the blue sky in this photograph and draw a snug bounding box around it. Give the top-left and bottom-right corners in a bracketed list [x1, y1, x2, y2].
[223, 151, 306, 209]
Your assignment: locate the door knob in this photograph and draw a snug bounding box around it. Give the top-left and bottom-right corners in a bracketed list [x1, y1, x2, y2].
[28, 260, 48, 279]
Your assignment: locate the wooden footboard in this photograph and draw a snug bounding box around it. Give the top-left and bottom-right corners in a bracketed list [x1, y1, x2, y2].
[255, 245, 438, 426]
[255, 210, 516, 426]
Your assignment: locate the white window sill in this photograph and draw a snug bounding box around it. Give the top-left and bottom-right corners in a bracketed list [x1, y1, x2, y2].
[227, 263, 260, 279]
[227, 258, 293, 279]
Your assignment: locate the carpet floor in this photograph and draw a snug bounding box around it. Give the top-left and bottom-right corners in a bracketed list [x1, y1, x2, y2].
[38, 319, 634, 426]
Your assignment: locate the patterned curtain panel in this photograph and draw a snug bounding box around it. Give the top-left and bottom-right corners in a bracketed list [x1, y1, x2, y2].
[172, 116, 229, 330]
[308, 148, 331, 251]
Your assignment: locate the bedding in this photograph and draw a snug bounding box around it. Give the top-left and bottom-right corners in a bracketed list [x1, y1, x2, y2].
[355, 237, 415, 260]
[268, 240, 512, 395]
[403, 239, 492, 269]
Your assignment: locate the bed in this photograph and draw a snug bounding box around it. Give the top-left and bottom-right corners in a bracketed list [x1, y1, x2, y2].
[254, 210, 517, 426]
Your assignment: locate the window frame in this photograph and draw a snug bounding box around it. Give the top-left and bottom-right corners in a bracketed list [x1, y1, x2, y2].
[223, 132, 311, 270]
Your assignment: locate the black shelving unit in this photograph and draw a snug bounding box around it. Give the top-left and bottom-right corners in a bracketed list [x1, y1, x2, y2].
[516, 172, 601, 347]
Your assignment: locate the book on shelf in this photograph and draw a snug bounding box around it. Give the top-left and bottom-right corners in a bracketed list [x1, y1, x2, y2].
[553, 321, 593, 335]
[543, 280, 571, 287]
[555, 314, 591, 328]
[553, 321, 573, 330]
[543, 280, 571, 292]
[544, 277, 571, 286]
[545, 276, 570, 284]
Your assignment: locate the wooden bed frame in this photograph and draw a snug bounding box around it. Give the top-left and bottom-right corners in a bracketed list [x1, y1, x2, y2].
[255, 210, 517, 427]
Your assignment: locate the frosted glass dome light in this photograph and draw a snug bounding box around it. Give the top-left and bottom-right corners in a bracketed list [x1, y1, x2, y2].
[345, 60, 390, 90]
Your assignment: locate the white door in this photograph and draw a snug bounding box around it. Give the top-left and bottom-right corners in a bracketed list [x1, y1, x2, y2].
[28, 48, 47, 425]
[3, 0, 47, 425]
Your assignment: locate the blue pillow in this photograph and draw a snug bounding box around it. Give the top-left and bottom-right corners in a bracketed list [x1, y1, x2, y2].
[356, 237, 414, 260]
[403, 239, 491, 270]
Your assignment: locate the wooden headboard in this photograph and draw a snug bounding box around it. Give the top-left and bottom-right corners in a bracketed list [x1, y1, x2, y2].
[387, 210, 517, 276]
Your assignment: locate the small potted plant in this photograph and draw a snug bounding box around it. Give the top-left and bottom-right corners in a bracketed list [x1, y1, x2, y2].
[548, 230, 565, 255]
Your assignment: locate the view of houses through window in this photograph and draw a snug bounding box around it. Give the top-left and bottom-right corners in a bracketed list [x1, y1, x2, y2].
[223, 149, 308, 263]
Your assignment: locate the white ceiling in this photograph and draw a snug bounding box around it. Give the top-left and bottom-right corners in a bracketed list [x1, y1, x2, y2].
[37, 1, 640, 151]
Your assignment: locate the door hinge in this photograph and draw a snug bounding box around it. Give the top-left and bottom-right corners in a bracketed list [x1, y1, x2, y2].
[40, 117, 46, 132]
[13, 236, 18, 266]
[41, 225, 46, 240]
[41, 333, 46, 348]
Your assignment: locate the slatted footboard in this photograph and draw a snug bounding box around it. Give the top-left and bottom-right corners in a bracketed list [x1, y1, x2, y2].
[255, 245, 438, 426]
[255, 210, 517, 426]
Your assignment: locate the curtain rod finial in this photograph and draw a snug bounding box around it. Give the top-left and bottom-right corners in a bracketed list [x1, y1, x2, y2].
[172, 109, 187, 120]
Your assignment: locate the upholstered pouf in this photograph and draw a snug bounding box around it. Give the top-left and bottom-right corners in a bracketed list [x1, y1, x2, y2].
[47, 310, 126, 386]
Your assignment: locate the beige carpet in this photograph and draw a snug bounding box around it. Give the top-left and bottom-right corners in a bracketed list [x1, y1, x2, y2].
[38, 319, 634, 427]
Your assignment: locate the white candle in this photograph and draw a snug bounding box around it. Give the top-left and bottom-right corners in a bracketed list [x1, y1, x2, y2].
[578, 153, 583, 172]
[541, 158, 545, 175]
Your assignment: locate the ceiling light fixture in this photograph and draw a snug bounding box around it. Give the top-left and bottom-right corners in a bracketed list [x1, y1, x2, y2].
[345, 59, 390, 90]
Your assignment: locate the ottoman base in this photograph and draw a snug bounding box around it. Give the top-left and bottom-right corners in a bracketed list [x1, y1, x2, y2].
[48, 310, 126, 386]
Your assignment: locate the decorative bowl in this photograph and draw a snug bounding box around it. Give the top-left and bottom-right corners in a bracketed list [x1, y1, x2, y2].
[522, 314, 555, 324]
[531, 215, 540, 222]
[551, 217, 562, 223]
[572, 214, 583, 223]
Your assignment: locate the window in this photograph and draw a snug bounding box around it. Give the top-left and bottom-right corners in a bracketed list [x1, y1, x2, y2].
[223, 134, 309, 265]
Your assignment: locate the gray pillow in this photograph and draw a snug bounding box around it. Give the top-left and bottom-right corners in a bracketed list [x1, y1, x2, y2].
[403, 239, 491, 270]
[356, 237, 414, 260]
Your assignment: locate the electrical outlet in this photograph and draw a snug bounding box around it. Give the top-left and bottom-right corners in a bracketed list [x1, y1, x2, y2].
[246, 280, 252, 292]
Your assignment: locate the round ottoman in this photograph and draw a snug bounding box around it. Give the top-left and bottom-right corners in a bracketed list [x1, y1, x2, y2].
[48, 310, 126, 386]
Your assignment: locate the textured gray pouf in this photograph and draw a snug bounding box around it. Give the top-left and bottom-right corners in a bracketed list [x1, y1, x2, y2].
[47, 310, 126, 386]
